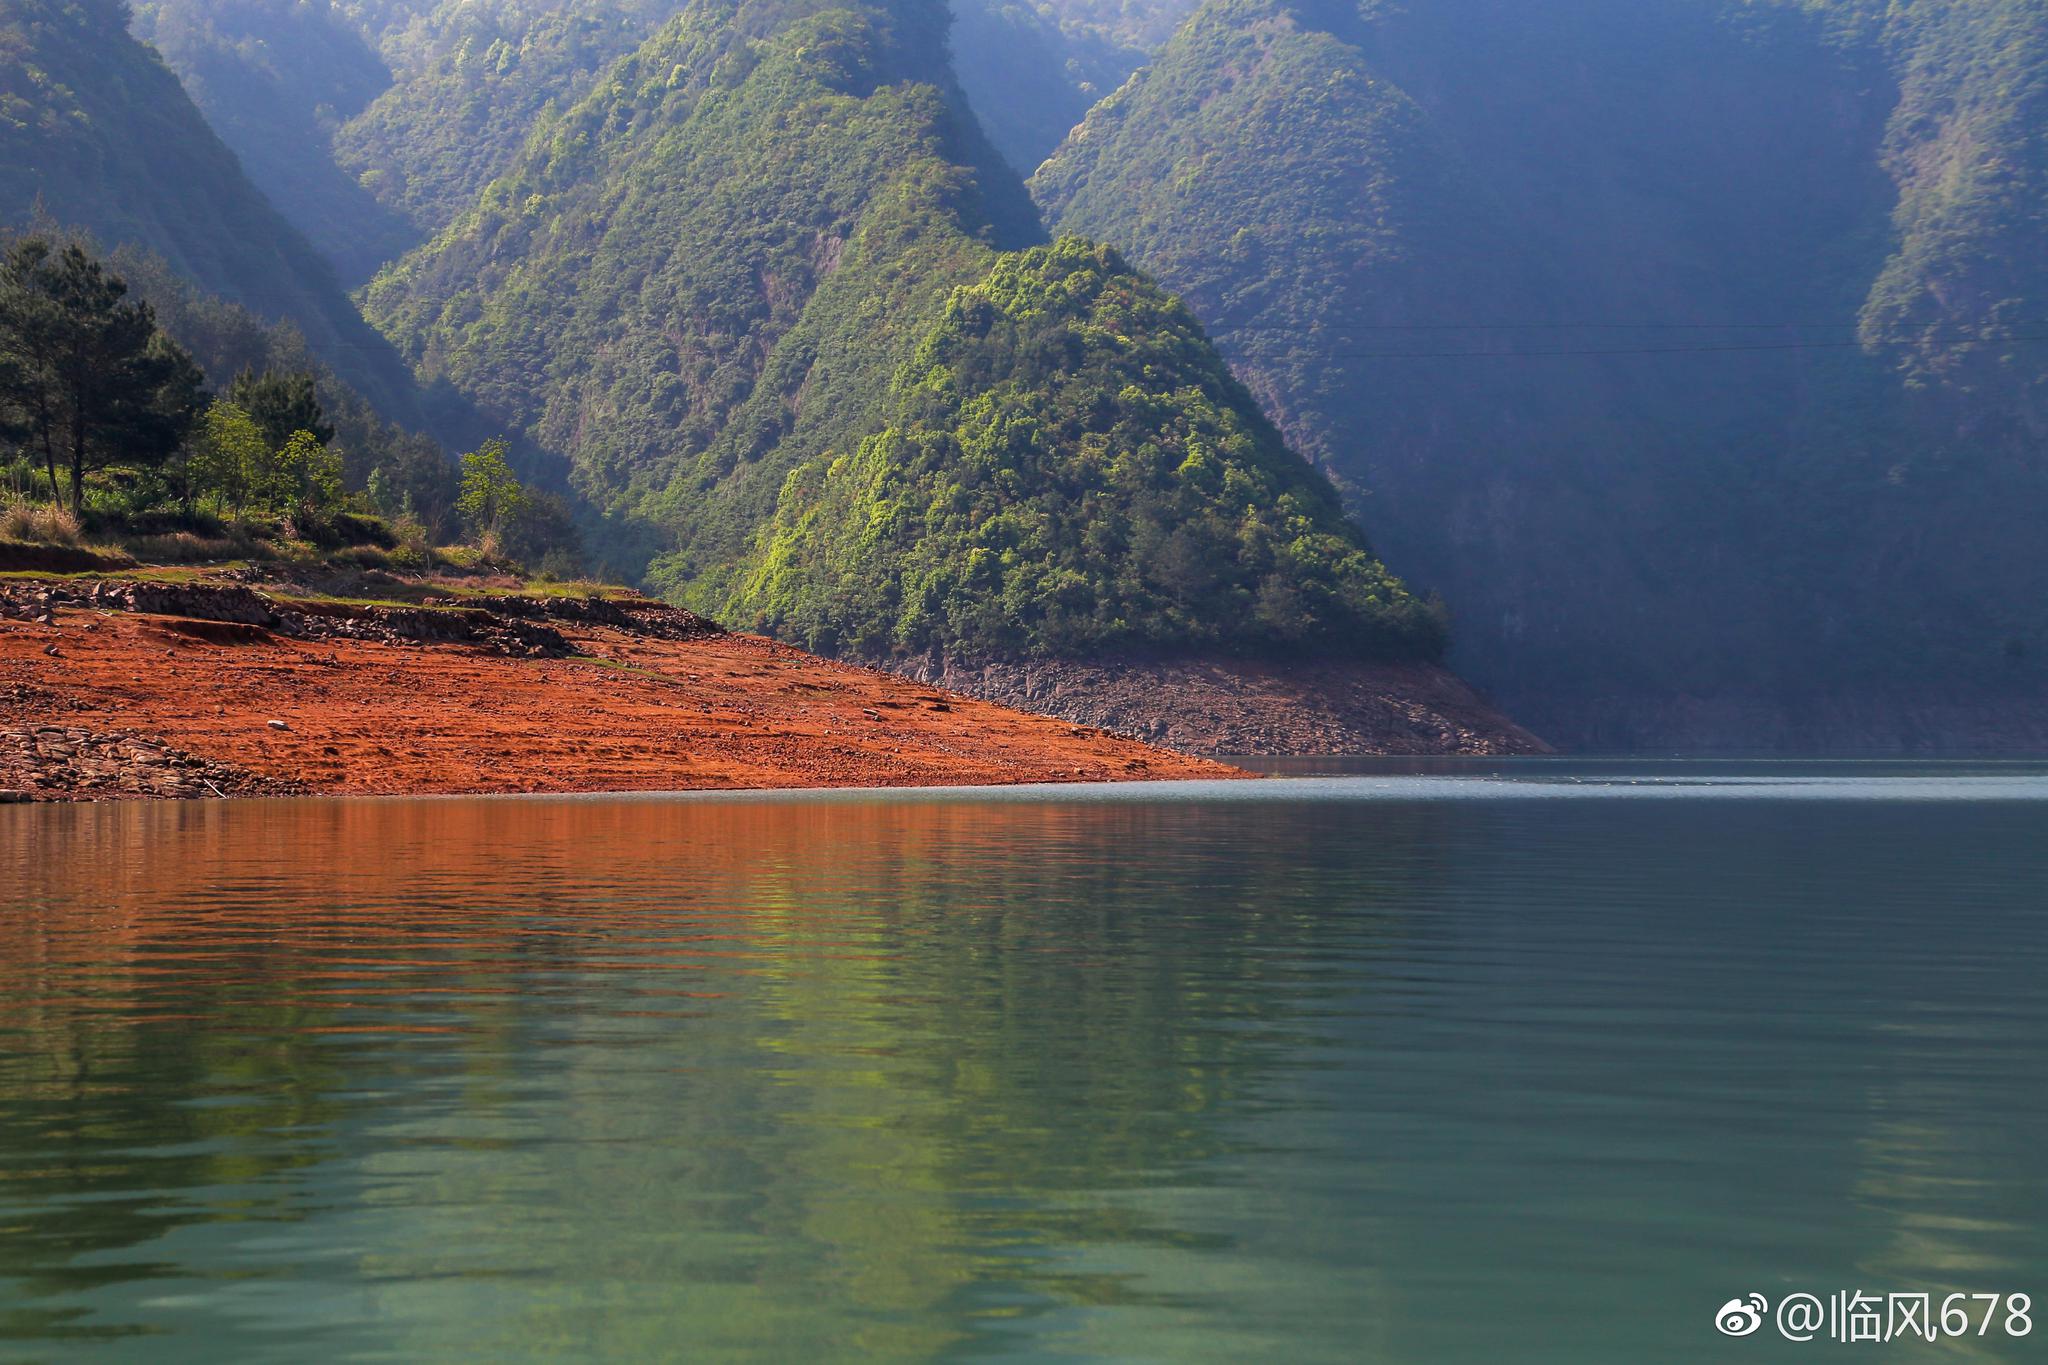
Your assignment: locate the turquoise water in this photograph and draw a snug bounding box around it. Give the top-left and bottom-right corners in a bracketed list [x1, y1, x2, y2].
[3, 765, 2046, 1361]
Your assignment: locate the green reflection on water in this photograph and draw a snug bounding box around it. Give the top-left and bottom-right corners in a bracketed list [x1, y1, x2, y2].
[1, 780, 2044, 1362]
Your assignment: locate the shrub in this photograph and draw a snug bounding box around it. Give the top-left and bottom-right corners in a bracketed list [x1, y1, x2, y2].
[0, 497, 83, 545]
[121, 530, 245, 562]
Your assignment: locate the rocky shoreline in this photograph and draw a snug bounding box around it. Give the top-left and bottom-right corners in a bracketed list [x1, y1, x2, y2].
[901, 654, 1549, 757]
[3, 723, 301, 801]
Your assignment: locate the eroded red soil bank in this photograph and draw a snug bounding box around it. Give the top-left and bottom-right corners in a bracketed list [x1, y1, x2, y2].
[1, 587, 1241, 800]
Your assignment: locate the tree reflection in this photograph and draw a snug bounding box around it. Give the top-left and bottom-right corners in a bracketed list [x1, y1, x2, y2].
[0, 794, 1449, 1357]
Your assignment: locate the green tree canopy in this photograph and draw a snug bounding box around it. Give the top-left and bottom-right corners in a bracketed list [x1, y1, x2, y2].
[0, 238, 206, 510]
[182, 401, 345, 517]
[732, 238, 1447, 662]
[228, 368, 335, 451]
[184, 398, 267, 514]
[455, 437, 530, 539]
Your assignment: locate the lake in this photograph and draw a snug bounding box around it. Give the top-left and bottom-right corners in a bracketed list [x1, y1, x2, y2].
[4, 764, 2045, 1361]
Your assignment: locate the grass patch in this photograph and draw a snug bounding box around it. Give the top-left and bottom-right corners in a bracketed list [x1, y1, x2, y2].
[120, 531, 250, 563]
[566, 654, 677, 682]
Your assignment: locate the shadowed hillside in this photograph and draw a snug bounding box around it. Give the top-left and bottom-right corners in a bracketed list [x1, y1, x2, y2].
[0, 0, 419, 413]
[1034, 0, 2048, 750]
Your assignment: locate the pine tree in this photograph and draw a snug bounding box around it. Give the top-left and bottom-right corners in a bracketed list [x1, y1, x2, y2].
[228, 368, 333, 450]
[0, 238, 206, 512]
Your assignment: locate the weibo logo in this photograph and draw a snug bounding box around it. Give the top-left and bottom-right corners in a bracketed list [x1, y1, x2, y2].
[1716, 1295, 1769, 1337]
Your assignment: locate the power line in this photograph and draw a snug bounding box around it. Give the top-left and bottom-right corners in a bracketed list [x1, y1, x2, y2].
[1228, 335, 2048, 360]
[1218, 319, 2048, 333]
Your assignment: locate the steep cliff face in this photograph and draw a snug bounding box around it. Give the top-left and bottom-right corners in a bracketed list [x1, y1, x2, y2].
[1034, 0, 2048, 751]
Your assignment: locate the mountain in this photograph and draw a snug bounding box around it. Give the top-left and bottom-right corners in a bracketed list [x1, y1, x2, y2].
[1026, 0, 1194, 50]
[1858, 0, 2048, 409]
[364, 0, 1038, 567]
[129, 0, 416, 283]
[360, 0, 1523, 749]
[1034, 0, 2048, 751]
[334, 0, 680, 241]
[0, 0, 417, 412]
[733, 237, 1444, 661]
[127, 0, 683, 277]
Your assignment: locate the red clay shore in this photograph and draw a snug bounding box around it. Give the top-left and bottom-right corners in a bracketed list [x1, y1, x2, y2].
[1, 591, 1242, 800]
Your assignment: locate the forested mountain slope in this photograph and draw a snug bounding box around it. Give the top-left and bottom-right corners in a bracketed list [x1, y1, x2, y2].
[129, 0, 416, 282]
[129, 0, 684, 276]
[365, 0, 1034, 587]
[363, 0, 1454, 680]
[736, 238, 1443, 660]
[1029, 0, 1193, 49]
[0, 0, 418, 412]
[130, 0, 1186, 273]
[1035, 0, 2048, 750]
[1858, 0, 2048, 408]
[334, 0, 680, 239]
